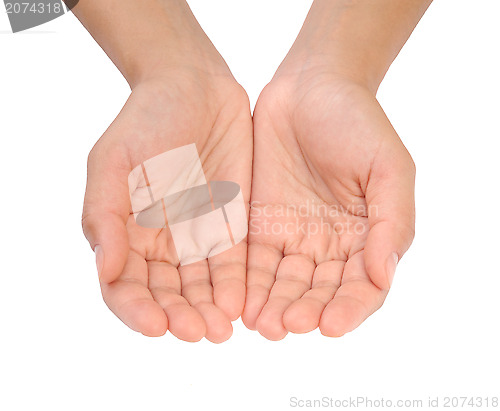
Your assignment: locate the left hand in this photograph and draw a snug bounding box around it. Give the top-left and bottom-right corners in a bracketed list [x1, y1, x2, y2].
[243, 72, 416, 340]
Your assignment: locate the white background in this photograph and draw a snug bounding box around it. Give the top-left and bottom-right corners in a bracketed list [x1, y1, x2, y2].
[1, 1, 499, 410]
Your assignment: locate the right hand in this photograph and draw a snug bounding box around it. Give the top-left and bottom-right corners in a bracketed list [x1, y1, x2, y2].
[82, 71, 252, 343]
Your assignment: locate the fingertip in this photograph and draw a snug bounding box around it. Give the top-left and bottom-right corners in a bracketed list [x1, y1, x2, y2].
[242, 286, 268, 330]
[319, 298, 365, 338]
[206, 320, 233, 344]
[319, 311, 350, 338]
[122, 299, 169, 337]
[194, 302, 233, 344]
[94, 244, 104, 280]
[256, 323, 288, 341]
[319, 325, 347, 338]
[241, 311, 257, 330]
[213, 279, 246, 321]
[386, 252, 399, 287]
[283, 300, 320, 334]
[85, 213, 129, 284]
[141, 318, 169, 338]
[255, 308, 288, 341]
[183, 323, 206, 343]
[167, 305, 206, 342]
[364, 223, 404, 290]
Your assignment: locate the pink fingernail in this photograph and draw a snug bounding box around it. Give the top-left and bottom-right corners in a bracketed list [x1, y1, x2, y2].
[95, 245, 104, 279]
[386, 252, 399, 287]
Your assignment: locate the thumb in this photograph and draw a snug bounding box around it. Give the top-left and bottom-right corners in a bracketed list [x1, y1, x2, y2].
[364, 142, 416, 290]
[82, 143, 131, 284]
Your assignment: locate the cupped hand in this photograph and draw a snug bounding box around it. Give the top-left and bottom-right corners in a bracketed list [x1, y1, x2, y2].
[243, 72, 415, 340]
[82, 70, 252, 342]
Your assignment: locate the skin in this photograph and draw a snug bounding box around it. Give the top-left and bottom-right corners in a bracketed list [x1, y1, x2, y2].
[76, 0, 253, 342]
[76, 0, 432, 341]
[243, 0, 432, 339]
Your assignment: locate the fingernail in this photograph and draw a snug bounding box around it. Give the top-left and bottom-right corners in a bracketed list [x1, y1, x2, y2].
[95, 245, 104, 279]
[386, 252, 399, 287]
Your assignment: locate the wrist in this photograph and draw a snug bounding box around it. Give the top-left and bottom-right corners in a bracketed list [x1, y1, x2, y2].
[72, 0, 232, 89]
[128, 61, 244, 117]
[273, 0, 432, 94]
[127, 43, 233, 90]
[274, 51, 377, 96]
[120, 16, 232, 88]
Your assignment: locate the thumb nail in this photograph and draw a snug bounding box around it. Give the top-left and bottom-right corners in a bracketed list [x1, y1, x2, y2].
[95, 245, 104, 279]
[386, 252, 399, 287]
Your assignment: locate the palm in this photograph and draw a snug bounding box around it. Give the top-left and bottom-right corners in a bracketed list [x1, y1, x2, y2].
[243, 77, 415, 339]
[85, 76, 253, 342]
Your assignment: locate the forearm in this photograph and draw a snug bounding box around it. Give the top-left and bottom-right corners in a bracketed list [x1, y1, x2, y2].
[280, 0, 433, 92]
[70, 0, 227, 87]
